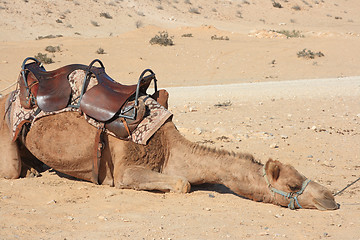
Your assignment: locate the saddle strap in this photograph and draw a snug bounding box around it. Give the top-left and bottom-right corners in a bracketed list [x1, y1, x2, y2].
[120, 118, 131, 138]
[92, 124, 105, 185]
[12, 120, 31, 143]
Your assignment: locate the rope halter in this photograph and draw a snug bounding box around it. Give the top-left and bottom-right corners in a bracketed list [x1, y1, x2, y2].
[262, 165, 311, 210]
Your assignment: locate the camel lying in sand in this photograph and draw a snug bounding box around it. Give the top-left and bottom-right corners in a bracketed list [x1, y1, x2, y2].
[0, 95, 338, 210]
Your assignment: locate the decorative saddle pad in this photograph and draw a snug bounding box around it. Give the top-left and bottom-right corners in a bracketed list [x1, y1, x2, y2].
[6, 70, 172, 145]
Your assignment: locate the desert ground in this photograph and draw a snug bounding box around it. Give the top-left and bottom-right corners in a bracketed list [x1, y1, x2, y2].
[0, 0, 360, 239]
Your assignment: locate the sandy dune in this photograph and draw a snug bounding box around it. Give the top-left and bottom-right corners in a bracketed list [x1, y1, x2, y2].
[1, 0, 360, 239]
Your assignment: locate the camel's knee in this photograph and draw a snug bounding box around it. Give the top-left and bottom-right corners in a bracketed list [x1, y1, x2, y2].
[0, 143, 21, 179]
[174, 178, 191, 193]
[1, 171, 21, 179]
[0, 158, 21, 179]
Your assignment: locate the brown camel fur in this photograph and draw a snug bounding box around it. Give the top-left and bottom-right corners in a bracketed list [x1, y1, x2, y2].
[0, 95, 338, 210]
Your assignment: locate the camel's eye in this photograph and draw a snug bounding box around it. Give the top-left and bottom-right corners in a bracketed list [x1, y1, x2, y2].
[288, 185, 300, 192]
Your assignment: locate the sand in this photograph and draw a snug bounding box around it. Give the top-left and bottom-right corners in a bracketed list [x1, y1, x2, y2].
[0, 0, 360, 239]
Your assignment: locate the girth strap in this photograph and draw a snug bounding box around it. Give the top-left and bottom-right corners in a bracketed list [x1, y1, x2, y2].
[92, 124, 105, 184]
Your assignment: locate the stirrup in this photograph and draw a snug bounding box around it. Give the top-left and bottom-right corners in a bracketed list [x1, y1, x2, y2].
[20, 57, 44, 106]
[119, 68, 158, 120]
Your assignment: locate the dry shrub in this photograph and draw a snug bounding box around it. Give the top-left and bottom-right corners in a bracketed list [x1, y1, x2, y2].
[149, 31, 174, 46]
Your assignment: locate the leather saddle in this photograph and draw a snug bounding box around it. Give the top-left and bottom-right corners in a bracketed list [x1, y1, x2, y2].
[16, 57, 167, 185]
[19, 57, 157, 122]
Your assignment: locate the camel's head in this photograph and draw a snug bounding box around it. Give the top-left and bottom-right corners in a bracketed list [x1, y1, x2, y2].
[263, 159, 338, 210]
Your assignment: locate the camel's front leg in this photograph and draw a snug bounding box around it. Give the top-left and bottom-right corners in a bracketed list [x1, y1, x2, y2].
[115, 166, 191, 193]
[0, 127, 21, 179]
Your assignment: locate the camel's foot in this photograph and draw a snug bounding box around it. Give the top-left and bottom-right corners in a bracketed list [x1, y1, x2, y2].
[115, 166, 191, 193]
[20, 166, 41, 178]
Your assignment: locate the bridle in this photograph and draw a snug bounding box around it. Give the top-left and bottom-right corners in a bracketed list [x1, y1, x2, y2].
[262, 165, 311, 210]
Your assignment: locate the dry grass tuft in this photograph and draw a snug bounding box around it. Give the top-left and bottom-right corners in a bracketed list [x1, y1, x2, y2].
[149, 31, 174, 46]
[211, 35, 229, 41]
[34, 53, 54, 64]
[45, 45, 61, 53]
[96, 47, 106, 54]
[100, 12, 113, 19]
[297, 49, 324, 59]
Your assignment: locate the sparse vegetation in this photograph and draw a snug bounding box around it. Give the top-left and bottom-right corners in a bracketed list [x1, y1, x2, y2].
[292, 5, 301, 11]
[137, 11, 145, 17]
[211, 35, 229, 41]
[149, 31, 174, 46]
[214, 100, 232, 107]
[45, 45, 61, 53]
[189, 7, 200, 14]
[135, 20, 143, 28]
[36, 34, 63, 40]
[100, 12, 113, 19]
[156, 5, 164, 10]
[276, 30, 304, 38]
[302, 0, 310, 6]
[91, 20, 100, 27]
[62, 9, 71, 15]
[181, 33, 193, 37]
[272, 1, 282, 8]
[297, 49, 324, 59]
[236, 10, 242, 18]
[34, 53, 54, 64]
[184, 0, 191, 4]
[96, 48, 106, 54]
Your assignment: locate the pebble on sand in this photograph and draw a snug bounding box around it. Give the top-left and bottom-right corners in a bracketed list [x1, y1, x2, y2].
[270, 143, 279, 148]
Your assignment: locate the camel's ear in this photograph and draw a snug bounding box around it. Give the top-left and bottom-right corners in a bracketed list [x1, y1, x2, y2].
[265, 159, 281, 181]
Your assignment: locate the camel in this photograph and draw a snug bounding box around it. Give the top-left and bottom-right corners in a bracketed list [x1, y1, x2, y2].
[0, 94, 338, 210]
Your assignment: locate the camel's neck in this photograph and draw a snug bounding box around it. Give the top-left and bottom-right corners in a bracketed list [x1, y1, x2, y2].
[162, 123, 274, 203]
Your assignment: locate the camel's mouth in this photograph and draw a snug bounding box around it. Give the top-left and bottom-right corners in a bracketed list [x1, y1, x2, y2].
[313, 195, 339, 210]
[311, 185, 339, 210]
[299, 181, 339, 210]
